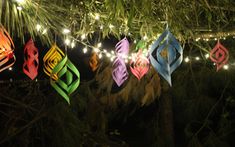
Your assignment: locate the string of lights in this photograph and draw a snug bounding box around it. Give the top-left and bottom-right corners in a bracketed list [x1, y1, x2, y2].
[11, 0, 234, 72]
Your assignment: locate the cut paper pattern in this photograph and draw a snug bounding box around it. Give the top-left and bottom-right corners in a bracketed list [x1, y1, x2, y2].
[43, 44, 65, 80]
[112, 37, 129, 86]
[89, 52, 99, 71]
[130, 50, 149, 80]
[50, 55, 80, 104]
[210, 40, 229, 71]
[0, 26, 16, 72]
[149, 27, 183, 86]
[23, 39, 39, 80]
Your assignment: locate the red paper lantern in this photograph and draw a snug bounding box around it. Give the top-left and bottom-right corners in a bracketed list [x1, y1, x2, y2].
[0, 26, 16, 72]
[210, 40, 229, 71]
[130, 50, 149, 80]
[23, 39, 39, 80]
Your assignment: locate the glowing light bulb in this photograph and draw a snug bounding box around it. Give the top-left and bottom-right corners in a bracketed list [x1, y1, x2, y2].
[36, 24, 41, 31]
[106, 53, 111, 57]
[111, 51, 115, 54]
[97, 43, 102, 48]
[71, 41, 76, 48]
[98, 53, 102, 59]
[94, 48, 100, 53]
[195, 57, 200, 61]
[15, 0, 25, 4]
[205, 54, 209, 59]
[8, 67, 13, 71]
[100, 25, 103, 30]
[65, 38, 70, 45]
[63, 28, 70, 34]
[143, 35, 148, 40]
[109, 24, 114, 29]
[125, 59, 128, 63]
[42, 29, 47, 34]
[134, 40, 137, 44]
[17, 6, 23, 11]
[196, 38, 200, 41]
[223, 65, 229, 70]
[83, 47, 88, 53]
[95, 13, 100, 20]
[81, 34, 86, 40]
[103, 49, 107, 53]
[184, 57, 190, 63]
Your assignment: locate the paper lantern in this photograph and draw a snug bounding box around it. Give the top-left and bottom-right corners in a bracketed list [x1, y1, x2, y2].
[135, 40, 146, 51]
[23, 39, 39, 80]
[112, 37, 129, 86]
[89, 52, 99, 71]
[149, 27, 183, 86]
[130, 50, 149, 80]
[210, 40, 229, 71]
[0, 26, 16, 72]
[50, 55, 80, 104]
[43, 44, 65, 80]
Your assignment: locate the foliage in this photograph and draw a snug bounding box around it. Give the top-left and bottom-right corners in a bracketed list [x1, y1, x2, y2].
[1, 0, 235, 45]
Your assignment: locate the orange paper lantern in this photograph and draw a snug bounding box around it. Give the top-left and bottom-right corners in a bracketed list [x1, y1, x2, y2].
[0, 26, 16, 72]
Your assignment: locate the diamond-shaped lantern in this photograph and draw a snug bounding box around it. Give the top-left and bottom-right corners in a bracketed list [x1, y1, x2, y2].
[112, 37, 129, 87]
[130, 50, 149, 80]
[149, 27, 183, 86]
[50, 55, 80, 104]
[43, 44, 65, 80]
[0, 26, 16, 72]
[210, 40, 229, 71]
[23, 39, 39, 80]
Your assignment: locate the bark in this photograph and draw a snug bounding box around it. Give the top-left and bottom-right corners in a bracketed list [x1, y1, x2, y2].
[159, 81, 175, 147]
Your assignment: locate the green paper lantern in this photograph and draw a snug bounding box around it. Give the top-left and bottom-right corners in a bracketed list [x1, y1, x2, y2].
[50, 55, 80, 104]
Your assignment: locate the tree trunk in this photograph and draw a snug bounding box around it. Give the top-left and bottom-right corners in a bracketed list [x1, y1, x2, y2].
[160, 81, 175, 147]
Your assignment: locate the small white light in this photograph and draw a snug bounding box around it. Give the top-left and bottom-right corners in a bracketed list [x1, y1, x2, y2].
[184, 57, 190, 63]
[81, 34, 86, 40]
[17, 6, 23, 11]
[125, 59, 128, 63]
[42, 29, 47, 34]
[195, 57, 200, 61]
[94, 48, 100, 53]
[205, 38, 209, 41]
[223, 65, 229, 70]
[8, 67, 13, 71]
[65, 38, 70, 45]
[205, 54, 210, 59]
[100, 25, 103, 30]
[95, 13, 100, 20]
[103, 49, 107, 53]
[98, 53, 102, 59]
[71, 41, 76, 48]
[36, 24, 41, 31]
[110, 56, 115, 62]
[143, 35, 148, 40]
[83, 47, 88, 53]
[134, 40, 137, 44]
[106, 53, 111, 57]
[97, 43, 102, 48]
[63, 28, 70, 34]
[195, 38, 200, 41]
[16, 0, 25, 4]
[109, 24, 114, 29]
[223, 37, 226, 40]
[214, 38, 217, 41]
